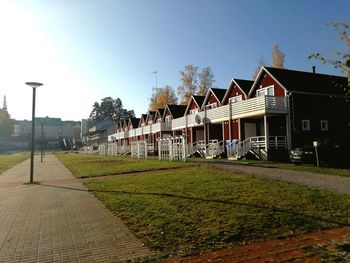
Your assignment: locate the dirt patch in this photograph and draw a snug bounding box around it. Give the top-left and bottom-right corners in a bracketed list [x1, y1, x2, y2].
[165, 227, 350, 262]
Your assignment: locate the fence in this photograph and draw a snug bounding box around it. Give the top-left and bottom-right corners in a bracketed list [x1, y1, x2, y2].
[131, 141, 148, 159]
[158, 135, 187, 162]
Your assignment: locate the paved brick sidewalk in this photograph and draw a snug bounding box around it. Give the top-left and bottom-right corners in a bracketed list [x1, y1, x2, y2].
[0, 155, 152, 262]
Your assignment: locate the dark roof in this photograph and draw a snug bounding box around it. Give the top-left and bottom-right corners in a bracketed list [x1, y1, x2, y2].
[129, 118, 140, 128]
[265, 67, 347, 95]
[147, 111, 156, 121]
[234, 79, 254, 94]
[167, 105, 187, 118]
[211, 88, 227, 101]
[141, 114, 147, 120]
[192, 95, 205, 108]
[157, 108, 165, 117]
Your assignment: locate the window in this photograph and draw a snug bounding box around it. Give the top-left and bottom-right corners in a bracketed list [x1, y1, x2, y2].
[302, 119, 310, 131]
[190, 108, 199, 115]
[229, 95, 242, 103]
[257, 85, 274, 97]
[320, 120, 328, 131]
[165, 115, 172, 123]
[205, 102, 217, 110]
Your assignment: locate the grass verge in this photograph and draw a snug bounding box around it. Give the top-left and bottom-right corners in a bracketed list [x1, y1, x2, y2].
[56, 153, 196, 178]
[85, 168, 350, 258]
[0, 153, 29, 174]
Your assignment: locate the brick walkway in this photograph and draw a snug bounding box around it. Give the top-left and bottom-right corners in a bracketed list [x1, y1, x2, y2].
[0, 155, 152, 262]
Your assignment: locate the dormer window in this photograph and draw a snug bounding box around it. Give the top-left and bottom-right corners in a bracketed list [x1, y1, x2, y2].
[229, 95, 242, 103]
[165, 115, 172, 123]
[257, 85, 274, 97]
[190, 108, 199, 115]
[205, 102, 217, 110]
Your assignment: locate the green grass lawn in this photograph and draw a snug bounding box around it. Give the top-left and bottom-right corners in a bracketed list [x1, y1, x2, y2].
[276, 164, 350, 177]
[0, 153, 29, 174]
[56, 153, 196, 178]
[85, 168, 350, 258]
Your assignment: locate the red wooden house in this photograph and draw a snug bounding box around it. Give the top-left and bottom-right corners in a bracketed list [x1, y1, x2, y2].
[221, 79, 253, 142]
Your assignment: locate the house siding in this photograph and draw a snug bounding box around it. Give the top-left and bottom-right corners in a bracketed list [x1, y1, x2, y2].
[252, 72, 285, 97]
[225, 85, 247, 103]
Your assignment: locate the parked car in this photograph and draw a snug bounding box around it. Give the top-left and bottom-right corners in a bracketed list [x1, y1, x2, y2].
[290, 141, 349, 167]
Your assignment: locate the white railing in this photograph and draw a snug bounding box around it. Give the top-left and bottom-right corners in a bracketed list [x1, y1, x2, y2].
[187, 111, 205, 128]
[186, 96, 289, 127]
[158, 135, 187, 162]
[135, 127, 143, 136]
[152, 122, 172, 133]
[131, 141, 148, 159]
[143, 125, 151, 134]
[227, 136, 287, 159]
[172, 116, 187, 130]
[128, 129, 136, 138]
[206, 105, 230, 123]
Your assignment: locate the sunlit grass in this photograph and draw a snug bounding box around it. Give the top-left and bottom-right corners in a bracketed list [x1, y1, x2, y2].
[86, 168, 350, 258]
[56, 153, 196, 178]
[0, 153, 29, 174]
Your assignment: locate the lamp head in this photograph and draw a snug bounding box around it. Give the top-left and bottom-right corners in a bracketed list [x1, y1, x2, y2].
[25, 82, 43, 88]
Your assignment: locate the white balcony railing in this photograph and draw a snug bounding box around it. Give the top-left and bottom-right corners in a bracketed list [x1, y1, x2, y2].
[135, 127, 143, 136]
[143, 125, 151, 134]
[152, 122, 172, 133]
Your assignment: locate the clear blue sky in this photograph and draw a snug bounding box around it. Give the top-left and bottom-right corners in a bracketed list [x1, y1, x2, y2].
[0, 0, 349, 121]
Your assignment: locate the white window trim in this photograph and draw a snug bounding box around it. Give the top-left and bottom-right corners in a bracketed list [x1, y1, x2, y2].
[256, 85, 274, 97]
[302, 119, 310, 131]
[320, 120, 328, 131]
[229, 95, 243, 103]
[205, 102, 217, 110]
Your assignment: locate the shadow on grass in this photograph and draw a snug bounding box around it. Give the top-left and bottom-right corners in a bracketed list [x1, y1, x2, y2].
[39, 183, 350, 227]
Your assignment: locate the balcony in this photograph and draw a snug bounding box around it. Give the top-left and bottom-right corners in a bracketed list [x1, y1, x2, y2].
[143, 125, 151, 134]
[230, 95, 287, 119]
[152, 122, 172, 133]
[135, 127, 143, 136]
[172, 96, 288, 130]
[115, 130, 128, 139]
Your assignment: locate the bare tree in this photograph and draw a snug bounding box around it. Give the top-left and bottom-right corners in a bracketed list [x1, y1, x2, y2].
[252, 54, 267, 80]
[272, 44, 285, 68]
[149, 85, 178, 111]
[198, 67, 215, 95]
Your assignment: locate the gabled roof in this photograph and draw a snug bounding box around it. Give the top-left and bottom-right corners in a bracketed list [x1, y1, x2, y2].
[249, 66, 347, 97]
[145, 111, 156, 123]
[128, 118, 140, 128]
[164, 104, 187, 119]
[222, 78, 253, 104]
[234, 79, 254, 94]
[156, 108, 165, 119]
[184, 95, 205, 114]
[138, 114, 147, 127]
[202, 88, 227, 109]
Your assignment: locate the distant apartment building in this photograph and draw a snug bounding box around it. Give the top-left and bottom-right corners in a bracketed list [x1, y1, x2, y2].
[10, 117, 81, 150]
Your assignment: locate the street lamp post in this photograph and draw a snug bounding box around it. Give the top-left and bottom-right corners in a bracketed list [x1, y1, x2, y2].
[25, 82, 43, 184]
[41, 122, 44, 163]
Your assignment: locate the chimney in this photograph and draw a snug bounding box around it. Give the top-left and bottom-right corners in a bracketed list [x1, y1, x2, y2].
[312, 66, 316, 74]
